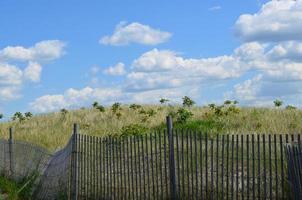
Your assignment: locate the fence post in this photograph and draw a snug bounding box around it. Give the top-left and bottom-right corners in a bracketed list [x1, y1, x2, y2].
[71, 123, 79, 200]
[8, 127, 14, 178]
[167, 116, 177, 199]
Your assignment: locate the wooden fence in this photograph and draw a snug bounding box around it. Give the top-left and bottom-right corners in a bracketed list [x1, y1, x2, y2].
[285, 143, 302, 200]
[69, 117, 302, 199]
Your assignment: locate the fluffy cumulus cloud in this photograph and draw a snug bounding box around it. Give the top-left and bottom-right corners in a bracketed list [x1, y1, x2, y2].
[0, 40, 65, 62]
[0, 40, 65, 101]
[100, 22, 172, 46]
[24, 62, 42, 82]
[234, 0, 302, 42]
[30, 87, 123, 112]
[103, 62, 126, 76]
[127, 47, 254, 92]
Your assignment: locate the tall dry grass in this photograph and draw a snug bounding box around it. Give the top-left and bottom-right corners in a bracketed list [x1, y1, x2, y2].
[0, 105, 301, 151]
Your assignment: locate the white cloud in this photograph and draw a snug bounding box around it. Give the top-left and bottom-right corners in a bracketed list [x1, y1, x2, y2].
[24, 62, 42, 82]
[0, 86, 21, 101]
[90, 66, 100, 75]
[227, 75, 263, 101]
[100, 22, 172, 46]
[0, 40, 65, 62]
[0, 40, 65, 102]
[104, 62, 126, 76]
[209, 6, 221, 11]
[128, 48, 245, 92]
[132, 49, 182, 72]
[267, 41, 302, 61]
[0, 63, 23, 86]
[234, 0, 302, 42]
[30, 95, 68, 113]
[30, 87, 123, 112]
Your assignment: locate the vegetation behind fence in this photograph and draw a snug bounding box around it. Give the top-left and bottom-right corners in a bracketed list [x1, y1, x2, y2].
[1, 117, 302, 199]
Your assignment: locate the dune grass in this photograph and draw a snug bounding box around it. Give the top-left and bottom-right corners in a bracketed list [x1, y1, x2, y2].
[0, 104, 302, 152]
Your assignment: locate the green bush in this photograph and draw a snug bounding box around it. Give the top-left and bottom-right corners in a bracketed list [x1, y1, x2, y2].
[274, 99, 283, 107]
[121, 124, 148, 137]
[24, 112, 33, 119]
[176, 108, 193, 124]
[129, 104, 142, 110]
[96, 105, 105, 112]
[12, 112, 25, 122]
[182, 96, 195, 107]
[286, 105, 296, 110]
[159, 98, 169, 104]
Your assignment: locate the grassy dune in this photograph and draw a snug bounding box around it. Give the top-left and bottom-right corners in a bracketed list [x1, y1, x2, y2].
[0, 104, 301, 152]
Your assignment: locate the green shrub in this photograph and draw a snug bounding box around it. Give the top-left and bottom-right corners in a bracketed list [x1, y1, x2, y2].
[111, 102, 122, 114]
[182, 96, 195, 107]
[224, 100, 232, 105]
[159, 98, 169, 104]
[12, 112, 25, 122]
[176, 108, 193, 124]
[92, 101, 99, 108]
[146, 109, 156, 117]
[96, 105, 105, 112]
[24, 112, 33, 119]
[286, 105, 296, 110]
[129, 104, 142, 110]
[60, 108, 68, 115]
[121, 124, 148, 137]
[274, 99, 283, 107]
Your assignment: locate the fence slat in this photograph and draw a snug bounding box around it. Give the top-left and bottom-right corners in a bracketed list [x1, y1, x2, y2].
[221, 135, 225, 200]
[145, 134, 151, 200]
[164, 130, 169, 197]
[150, 132, 155, 199]
[226, 135, 229, 200]
[141, 135, 146, 200]
[269, 134, 272, 200]
[137, 134, 142, 200]
[236, 135, 239, 200]
[216, 135, 219, 200]
[205, 133, 209, 199]
[194, 131, 198, 200]
[252, 134, 255, 200]
[274, 134, 278, 200]
[257, 134, 261, 199]
[190, 130, 194, 199]
[130, 136, 135, 200]
[210, 137, 214, 200]
[186, 130, 190, 199]
[231, 135, 234, 200]
[167, 116, 177, 200]
[181, 129, 185, 199]
[154, 131, 159, 200]
[200, 132, 203, 200]
[134, 136, 138, 200]
[263, 134, 267, 199]
[241, 134, 244, 200]
[176, 130, 181, 198]
[246, 134, 250, 200]
[159, 130, 163, 199]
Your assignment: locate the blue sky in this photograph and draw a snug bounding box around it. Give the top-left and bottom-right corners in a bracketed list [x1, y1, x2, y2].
[1, 0, 302, 118]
